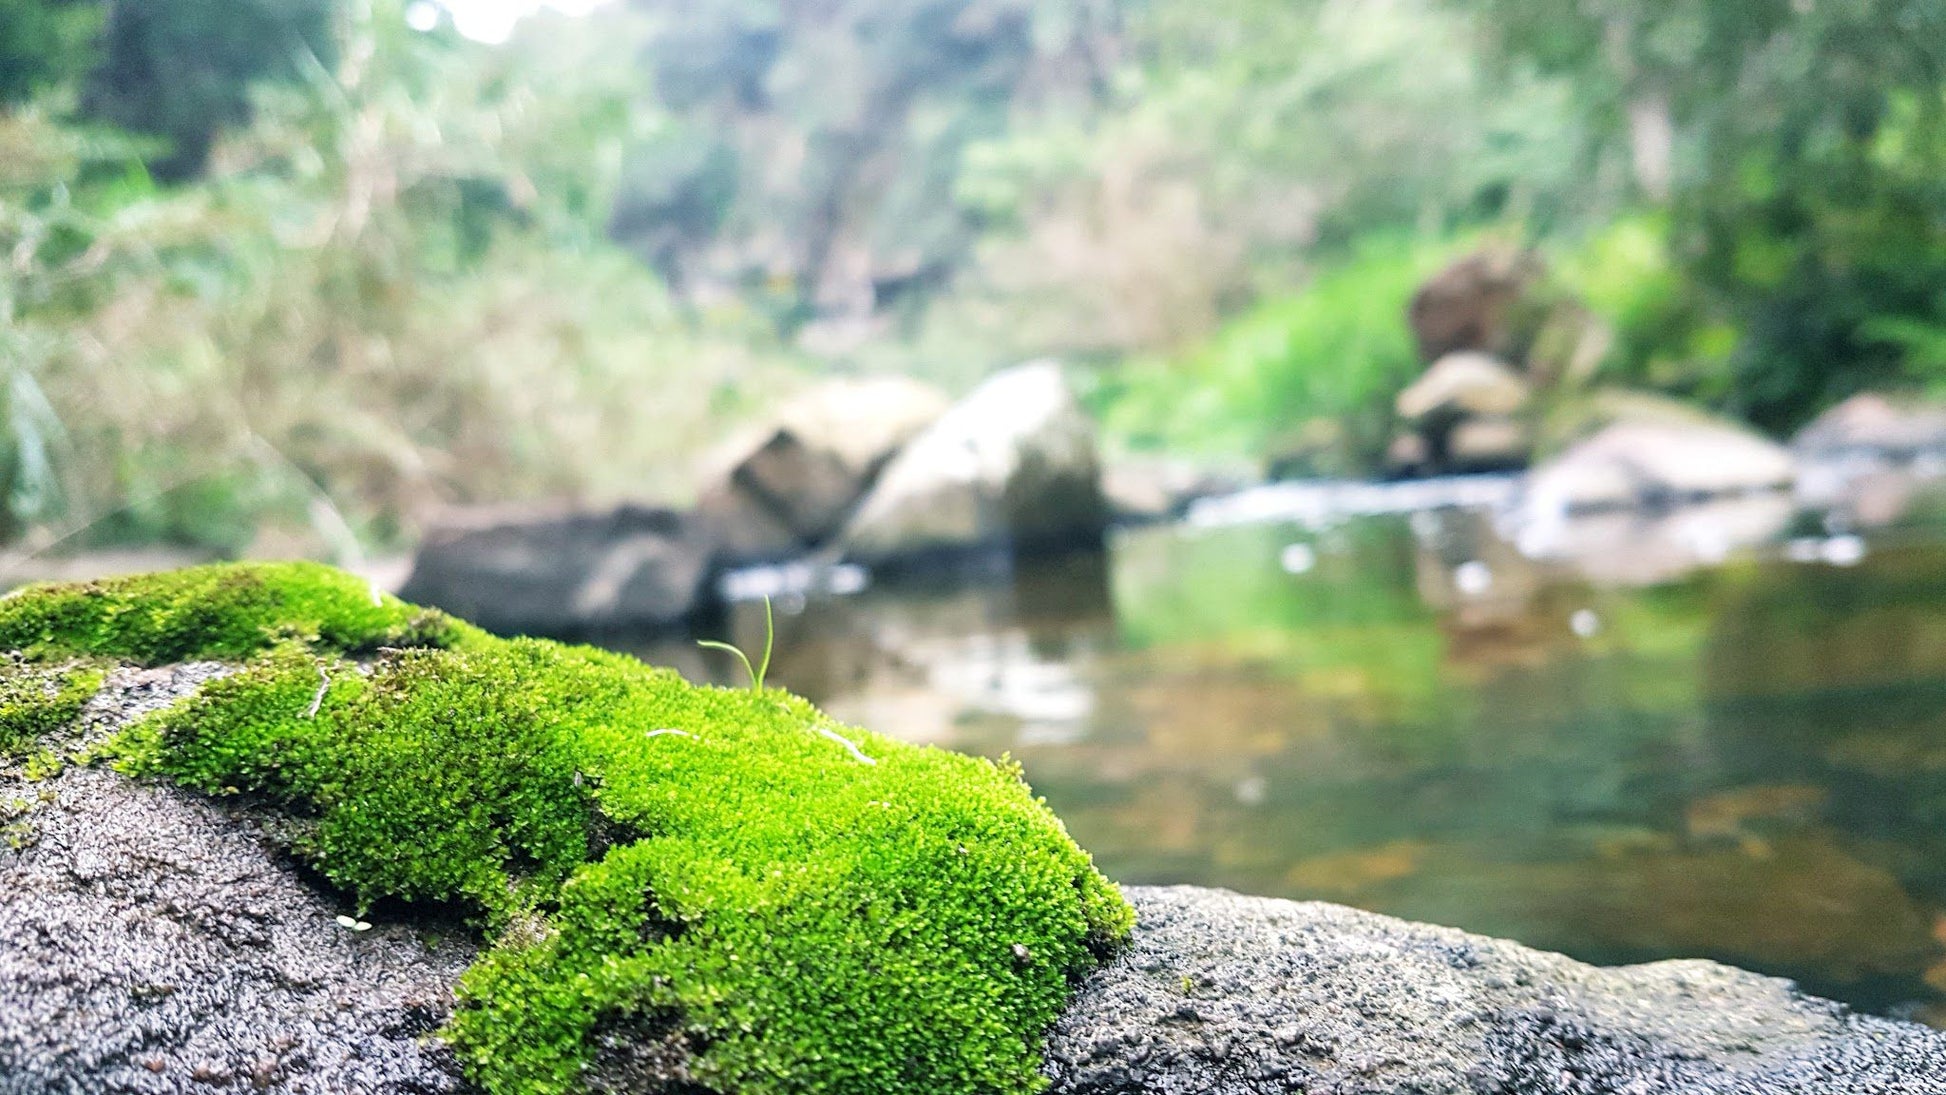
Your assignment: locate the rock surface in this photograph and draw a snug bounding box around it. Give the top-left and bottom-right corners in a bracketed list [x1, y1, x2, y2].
[399, 502, 708, 636]
[1793, 393, 1946, 464]
[1523, 418, 1796, 516]
[0, 665, 475, 1095]
[1045, 886, 1946, 1095]
[1395, 352, 1532, 425]
[839, 360, 1108, 568]
[1393, 352, 1534, 476]
[696, 376, 949, 563]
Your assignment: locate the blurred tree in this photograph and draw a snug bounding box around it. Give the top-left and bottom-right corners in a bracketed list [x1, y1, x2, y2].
[1468, 0, 1946, 428]
[0, 0, 101, 105]
[612, 0, 1126, 333]
[81, 0, 342, 180]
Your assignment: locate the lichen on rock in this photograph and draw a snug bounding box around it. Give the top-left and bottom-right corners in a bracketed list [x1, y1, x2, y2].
[0, 561, 1133, 1095]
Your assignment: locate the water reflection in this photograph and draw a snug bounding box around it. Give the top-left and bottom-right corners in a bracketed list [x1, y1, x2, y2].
[626, 478, 1946, 1027]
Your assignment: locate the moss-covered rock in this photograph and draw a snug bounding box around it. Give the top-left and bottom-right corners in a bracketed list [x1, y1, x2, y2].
[0, 561, 487, 664]
[3, 562, 1132, 1095]
[0, 659, 103, 762]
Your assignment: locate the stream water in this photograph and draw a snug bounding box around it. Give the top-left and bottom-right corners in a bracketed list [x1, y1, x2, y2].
[625, 473, 1946, 1027]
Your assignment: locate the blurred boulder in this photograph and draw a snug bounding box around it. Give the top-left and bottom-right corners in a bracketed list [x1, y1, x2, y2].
[1792, 394, 1946, 464]
[1407, 246, 1544, 364]
[1383, 433, 1432, 479]
[697, 376, 949, 564]
[1393, 352, 1534, 475]
[1446, 415, 1532, 472]
[1396, 352, 1532, 425]
[399, 503, 708, 636]
[839, 361, 1107, 568]
[1523, 417, 1795, 517]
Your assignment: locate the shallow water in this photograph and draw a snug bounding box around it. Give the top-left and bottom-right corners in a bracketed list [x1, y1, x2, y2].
[628, 479, 1946, 1026]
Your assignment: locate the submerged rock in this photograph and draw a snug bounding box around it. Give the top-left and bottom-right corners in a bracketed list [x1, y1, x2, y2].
[1045, 886, 1946, 1095]
[839, 360, 1108, 569]
[399, 502, 708, 636]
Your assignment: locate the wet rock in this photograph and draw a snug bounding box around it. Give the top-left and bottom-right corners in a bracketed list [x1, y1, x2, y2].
[399, 502, 708, 636]
[1408, 247, 1544, 363]
[839, 361, 1108, 570]
[0, 666, 476, 1095]
[1044, 886, 1946, 1095]
[1794, 394, 1946, 464]
[696, 376, 949, 564]
[1523, 418, 1795, 516]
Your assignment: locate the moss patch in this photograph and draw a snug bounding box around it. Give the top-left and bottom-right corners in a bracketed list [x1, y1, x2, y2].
[10, 564, 1131, 1094]
[0, 660, 105, 762]
[0, 561, 487, 664]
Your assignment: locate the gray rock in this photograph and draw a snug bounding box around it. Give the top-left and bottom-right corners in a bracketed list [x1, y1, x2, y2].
[1392, 353, 1534, 476]
[399, 503, 708, 636]
[1523, 418, 1795, 516]
[1396, 352, 1532, 426]
[696, 376, 949, 563]
[0, 666, 476, 1095]
[1446, 415, 1532, 473]
[1793, 394, 1946, 464]
[1045, 886, 1946, 1095]
[839, 361, 1108, 569]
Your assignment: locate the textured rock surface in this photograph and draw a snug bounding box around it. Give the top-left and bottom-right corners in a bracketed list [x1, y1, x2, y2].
[0, 666, 476, 1095]
[839, 360, 1107, 568]
[1045, 886, 1946, 1095]
[399, 502, 708, 636]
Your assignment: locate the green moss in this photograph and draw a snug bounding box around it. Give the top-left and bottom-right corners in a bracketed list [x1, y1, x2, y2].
[33, 563, 1132, 1094]
[0, 661, 104, 761]
[0, 561, 487, 664]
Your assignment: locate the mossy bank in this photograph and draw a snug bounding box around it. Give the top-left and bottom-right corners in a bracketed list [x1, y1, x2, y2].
[0, 562, 1132, 1094]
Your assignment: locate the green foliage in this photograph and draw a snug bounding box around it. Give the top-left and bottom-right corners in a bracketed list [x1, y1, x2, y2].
[12, 562, 1131, 1093]
[1550, 212, 1740, 397]
[1469, 0, 1946, 430]
[0, 3, 805, 553]
[0, 0, 100, 106]
[1100, 233, 1460, 465]
[0, 660, 102, 760]
[0, 560, 485, 663]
